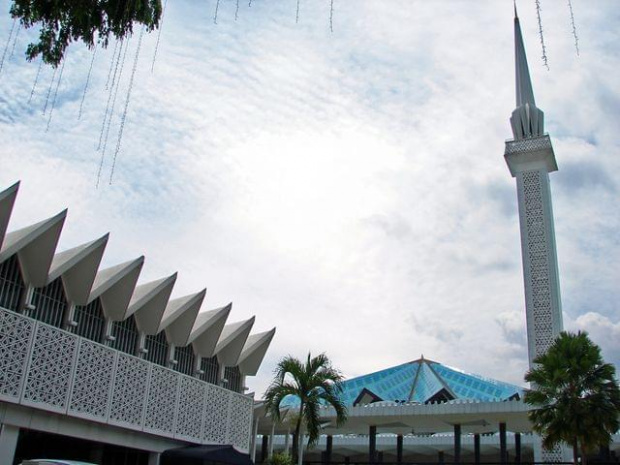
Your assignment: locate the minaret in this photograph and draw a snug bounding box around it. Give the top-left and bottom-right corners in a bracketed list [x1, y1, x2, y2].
[505, 12, 563, 369]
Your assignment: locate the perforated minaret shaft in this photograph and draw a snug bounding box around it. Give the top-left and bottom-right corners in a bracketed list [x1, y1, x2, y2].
[505, 15, 563, 369]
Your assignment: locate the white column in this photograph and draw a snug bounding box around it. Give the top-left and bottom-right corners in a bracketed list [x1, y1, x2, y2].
[148, 452, 161, 465]
[0, 424, 19, 465]
[505, 136, 563, 368]
[268, 421, 276, 458]
[284, 427, 291, 454]
[251, 416, 260, 462]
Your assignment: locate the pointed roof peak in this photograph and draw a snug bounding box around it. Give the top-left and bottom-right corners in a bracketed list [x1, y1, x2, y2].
[510, 14, 545, 140]
[513, 0, 518, 20]
[514, 13, 536, 108]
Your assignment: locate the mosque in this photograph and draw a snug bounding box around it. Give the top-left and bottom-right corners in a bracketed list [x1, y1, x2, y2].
[250, 11, 619, 465]
[0, 9, 616, 465]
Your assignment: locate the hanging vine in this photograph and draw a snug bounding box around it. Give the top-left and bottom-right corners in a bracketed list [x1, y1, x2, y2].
[214, 0, 221, 24]
[110, 27, 145, 184]
[0, 18, 16, 76]
[28, 57, 43, 104]
[151, 0, 168, 72]
[104, 40, 120, 90]
[567, 0, 579, 55]
[9, 23, 21, 60]
[97, 39, 125, 152]
[46, 57, 66, 131]
[42, 65, 57, 115]
[78, 44, 98, 120]
[99, 37, 130, 178]
[534, 0, 549, 69]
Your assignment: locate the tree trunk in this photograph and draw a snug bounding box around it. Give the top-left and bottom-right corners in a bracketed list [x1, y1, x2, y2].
[292, 432, 298, 463]
[573, 439, 579, 465]
[580, 441, 588, 465]
[298, 433, 304, 465]
[293, 409, 303, 465]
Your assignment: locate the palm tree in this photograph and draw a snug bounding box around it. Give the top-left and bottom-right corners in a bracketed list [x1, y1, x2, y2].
[264, 352, 348, 465]
[524, 331, 620, 465]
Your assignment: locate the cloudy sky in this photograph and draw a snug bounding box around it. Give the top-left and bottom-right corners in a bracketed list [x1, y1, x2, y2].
[0, 0, 618, 396]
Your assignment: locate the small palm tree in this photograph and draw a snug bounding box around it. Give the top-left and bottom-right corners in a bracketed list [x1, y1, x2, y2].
[524, 331, 620, 465]
[264, 352, 348, 465]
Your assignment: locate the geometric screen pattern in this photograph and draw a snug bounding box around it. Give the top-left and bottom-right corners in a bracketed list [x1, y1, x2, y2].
[0, 307, 253, 452]
[521, 170, 556, 358]
[282, 357, 523, 407]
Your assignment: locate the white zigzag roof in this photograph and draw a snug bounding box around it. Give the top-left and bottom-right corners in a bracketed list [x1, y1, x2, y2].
[0, 181, 18, 249]
[47, 235, 109, 305]
[129, 273, 177, 332]
[189, 303, 232, 358]
[238, 328, 276, 376]
[215, 317, 255, 367]
[0, 182, 275, 378]
[161, 289, 206, 346]
[0, 210, 66, 287]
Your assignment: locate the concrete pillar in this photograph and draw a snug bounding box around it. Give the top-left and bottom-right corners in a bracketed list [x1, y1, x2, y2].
[284, 428, 291, 454]
[268, 422, 276, 459]
[369, 425, 377, 464]
[515, 433, 521, 465]
[325, 435, 333, 465]
[453, 424, 461, 465]
[251, 417, 260, 462]
[474, 434, 481, 465]
[397, 434, 403, 464]
[0, 424, 19, 465]
[499, 423, 507, 465]
[438, 451, 445, 465]
[148, 452, 161, 465]
[261, 434, 269, 463]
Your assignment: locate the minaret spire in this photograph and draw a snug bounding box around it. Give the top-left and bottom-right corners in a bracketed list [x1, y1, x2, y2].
[510, 11, 545, 140]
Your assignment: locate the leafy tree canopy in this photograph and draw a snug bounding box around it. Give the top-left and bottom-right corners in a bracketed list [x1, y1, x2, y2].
[524, 331, 620, 464]
[9, 0, 162, 66]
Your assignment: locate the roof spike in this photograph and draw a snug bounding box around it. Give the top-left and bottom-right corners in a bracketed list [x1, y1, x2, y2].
[513, 0, 518, 20]
[510, 14, 545, 140]
[514, 14, 536, 108]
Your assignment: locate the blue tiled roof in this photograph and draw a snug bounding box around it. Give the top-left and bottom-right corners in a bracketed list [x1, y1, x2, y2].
[279, 357, 524, 407]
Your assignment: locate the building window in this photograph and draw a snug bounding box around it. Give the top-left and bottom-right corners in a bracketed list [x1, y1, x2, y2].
[224, 366, 242, 393]
[145, 331, 169, 367]
[111, 317, 139, 355]
[174, 344, 195, 376]
[0, 255, 24, 311]
[199, 356, 220, 385]
[30, 278, 67, 328]
[73, 299, 105, 343]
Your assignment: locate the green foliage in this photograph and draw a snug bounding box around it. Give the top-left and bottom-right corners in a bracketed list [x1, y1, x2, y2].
[264, 352, 348, 464]
[524, 331, 620, 463]
[9, 0, 162, 66]
[269, 452, 293, 465]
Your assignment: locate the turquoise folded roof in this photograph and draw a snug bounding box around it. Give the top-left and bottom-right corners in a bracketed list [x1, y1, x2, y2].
[280, 356, 523, 407]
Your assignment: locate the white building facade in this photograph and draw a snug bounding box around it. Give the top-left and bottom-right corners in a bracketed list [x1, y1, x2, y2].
[0, 181, 275, 464]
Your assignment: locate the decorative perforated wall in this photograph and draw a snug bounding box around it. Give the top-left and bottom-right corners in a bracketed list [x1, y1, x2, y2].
[521, 170, 555, 357]
[504, 135, 552, 155]
[0, 309, 34, 401]
[22, 323, 78, 413]
[0, 307, 253, 451]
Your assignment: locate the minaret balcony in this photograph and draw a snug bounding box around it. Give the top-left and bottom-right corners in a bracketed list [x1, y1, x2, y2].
[504, 134, 558, 177]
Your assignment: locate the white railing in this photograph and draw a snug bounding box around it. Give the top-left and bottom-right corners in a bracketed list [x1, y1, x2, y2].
[0, 307, 253, 451]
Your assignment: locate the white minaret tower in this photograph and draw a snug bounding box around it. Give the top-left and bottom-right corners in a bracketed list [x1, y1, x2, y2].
[505, 11, 564, 369]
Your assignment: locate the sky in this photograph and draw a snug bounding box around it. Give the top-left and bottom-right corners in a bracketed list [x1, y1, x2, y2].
[0, 0, 619, 397]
